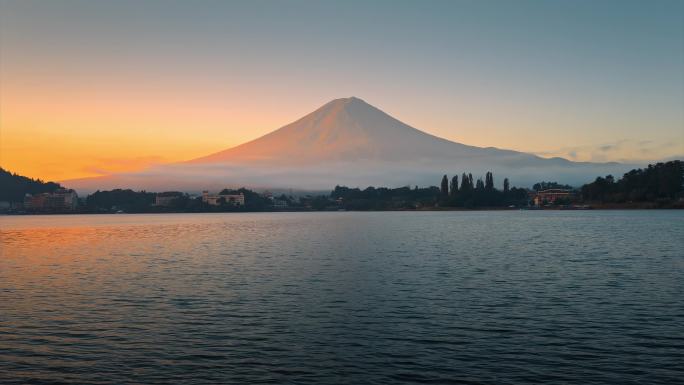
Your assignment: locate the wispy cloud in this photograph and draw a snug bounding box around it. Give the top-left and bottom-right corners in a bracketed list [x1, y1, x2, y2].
[534, 139, 683, 163]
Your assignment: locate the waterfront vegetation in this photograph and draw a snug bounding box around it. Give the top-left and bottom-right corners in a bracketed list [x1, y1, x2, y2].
[0, 168, 61, 203]
[581, 161, 683, 204]
[1, 160, 682, 213]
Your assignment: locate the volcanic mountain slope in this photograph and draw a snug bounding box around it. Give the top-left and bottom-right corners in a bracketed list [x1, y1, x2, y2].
[65, 97, 632, 192]
[189, 97, 527, 164]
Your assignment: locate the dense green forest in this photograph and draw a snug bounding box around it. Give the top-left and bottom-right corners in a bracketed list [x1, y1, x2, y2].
[0, 168, 62, 202]
[581, 161, 683, 203]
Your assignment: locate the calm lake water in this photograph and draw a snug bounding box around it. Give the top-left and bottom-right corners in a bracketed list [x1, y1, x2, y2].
[1, 211, 683, 384]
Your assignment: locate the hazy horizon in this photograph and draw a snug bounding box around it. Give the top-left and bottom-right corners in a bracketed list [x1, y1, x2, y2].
[2, 3, 683, 383]
[1, 0, 682, 181]
[59, 97, 646, 193]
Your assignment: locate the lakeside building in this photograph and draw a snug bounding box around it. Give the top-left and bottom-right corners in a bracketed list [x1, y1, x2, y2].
[154, 192, 184, 206]
[272, 198, 288, 209]
[533, 189, 575, 206]
[262, 190, 288, 208]
[24, 189, 79, 210]
[202, 191, 245, 206]
[0, 201, 22, 212]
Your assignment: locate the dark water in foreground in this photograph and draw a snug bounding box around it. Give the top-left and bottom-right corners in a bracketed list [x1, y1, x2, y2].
[1, 211, 683, 384]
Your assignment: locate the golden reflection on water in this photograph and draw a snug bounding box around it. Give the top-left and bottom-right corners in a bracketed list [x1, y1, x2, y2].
[1, 215, 248, 333]
[2, 212, 684, 384]
[0, 217, 223, 290]
[3, 227, 135, 290]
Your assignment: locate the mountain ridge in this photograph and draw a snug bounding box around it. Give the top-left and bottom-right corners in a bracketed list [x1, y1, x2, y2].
[62, 97, 636, 192]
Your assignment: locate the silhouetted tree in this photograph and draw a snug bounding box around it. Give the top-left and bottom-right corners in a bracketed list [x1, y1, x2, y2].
[581, 161, 683, 204]
[332, 185, 440, 210]
[460, 173, 469, 191]
[450, 175, 459, 197]
[0, 168, 62, 202]
[533, 181, 573, 191]
[485, 172, 494, 191]
[440, 175, 449, 198]
[86, 189, 155, 212]
[438, 170, 530, 208]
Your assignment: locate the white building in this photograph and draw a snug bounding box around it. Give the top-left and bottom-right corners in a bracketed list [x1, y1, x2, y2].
[202, 191, 245, 206]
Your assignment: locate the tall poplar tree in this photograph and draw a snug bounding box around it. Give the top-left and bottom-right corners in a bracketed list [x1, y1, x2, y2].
[460, 173, 469, 191]
[485, 172, 494, 190]
[450, 175, 459, 197]
[440, 175, 449, 197]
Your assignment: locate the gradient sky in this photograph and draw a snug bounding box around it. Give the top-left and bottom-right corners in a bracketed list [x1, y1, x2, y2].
[1, 0, 682, 181]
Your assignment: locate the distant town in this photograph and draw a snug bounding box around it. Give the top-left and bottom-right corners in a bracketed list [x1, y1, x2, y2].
[1, 161, 682, 214]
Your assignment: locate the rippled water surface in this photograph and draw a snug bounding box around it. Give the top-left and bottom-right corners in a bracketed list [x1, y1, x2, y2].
[1, 211, 683, 384]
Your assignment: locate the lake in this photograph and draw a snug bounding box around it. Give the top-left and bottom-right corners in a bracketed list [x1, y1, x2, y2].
[1, 211, 683, 384]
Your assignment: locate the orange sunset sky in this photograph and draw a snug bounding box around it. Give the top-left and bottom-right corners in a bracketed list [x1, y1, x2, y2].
[1, 1, 682, 182]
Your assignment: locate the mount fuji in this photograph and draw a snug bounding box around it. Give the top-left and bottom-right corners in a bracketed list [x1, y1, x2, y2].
[65, 97, 633, 192]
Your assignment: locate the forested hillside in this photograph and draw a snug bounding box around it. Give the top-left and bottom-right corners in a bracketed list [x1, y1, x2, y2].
[0, 168, 61, 202]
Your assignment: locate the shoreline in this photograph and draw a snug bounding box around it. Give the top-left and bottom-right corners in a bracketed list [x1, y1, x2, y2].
[2, 204, 682, 216]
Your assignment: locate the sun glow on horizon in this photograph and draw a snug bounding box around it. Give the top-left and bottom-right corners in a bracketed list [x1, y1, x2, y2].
[1, 1, 682, 182]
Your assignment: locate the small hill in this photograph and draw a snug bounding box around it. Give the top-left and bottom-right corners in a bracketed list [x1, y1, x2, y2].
[0, 168, 62, 202]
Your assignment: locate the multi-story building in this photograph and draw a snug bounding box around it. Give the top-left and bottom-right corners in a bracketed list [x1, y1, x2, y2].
[24, 194, 47, 209]
[155, 192, 184, 206]
[533, 189, 574, 206]
[202, 191, 245, 206]
[273, 199, 288, 209]
[24, 189, 79, 210]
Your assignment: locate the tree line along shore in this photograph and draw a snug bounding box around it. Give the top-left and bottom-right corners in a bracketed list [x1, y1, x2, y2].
[1, 161, 682, 214]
